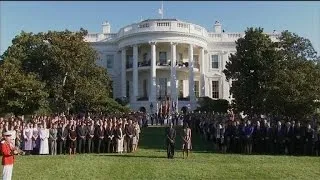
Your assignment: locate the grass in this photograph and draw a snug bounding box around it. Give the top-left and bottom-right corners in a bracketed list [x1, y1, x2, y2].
[7, 127, 320, 180]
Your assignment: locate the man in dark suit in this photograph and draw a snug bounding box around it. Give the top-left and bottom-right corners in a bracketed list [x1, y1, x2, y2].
[57, 123, 69, 155]
[105, 121, 115, 153]
[166, 122, 176, 159]
[96, 123, 105, 154]
[86, 121, 95, 153]
[77, 122, 87, 154]
[125, 120, 135, 153]
[275, 121, 285, 155]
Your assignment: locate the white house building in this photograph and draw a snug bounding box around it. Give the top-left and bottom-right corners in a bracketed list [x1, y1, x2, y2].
[84, 18, 280, 113]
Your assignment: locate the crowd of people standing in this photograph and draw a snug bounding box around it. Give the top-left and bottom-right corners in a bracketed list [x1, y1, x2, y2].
[0, 112, 144, 156]
[185, 112, 320, 156]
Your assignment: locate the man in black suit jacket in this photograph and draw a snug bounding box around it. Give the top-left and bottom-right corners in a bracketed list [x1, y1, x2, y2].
[166, 122, 176, 159]
[77, 123, 87, 154]
[105, 122, 115, 153]
[96, 124, 105, 154]
[57, 123, 69, 155]
[125, 120, 135, 153]
[86, 122, 95, 153]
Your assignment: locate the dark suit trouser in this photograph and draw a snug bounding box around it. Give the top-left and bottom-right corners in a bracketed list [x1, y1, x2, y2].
[167, 142, 175, 158]
[97, 139, 104, 154]
[78, 138, 86, 154]
[58, 140, 66, 155]
[87, 138, 94, 153]
[126, 136, 133, 153]
[106, 139, 113, 153]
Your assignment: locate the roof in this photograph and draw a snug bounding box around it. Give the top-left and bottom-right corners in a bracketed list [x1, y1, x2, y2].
[141, 19, 179, 23]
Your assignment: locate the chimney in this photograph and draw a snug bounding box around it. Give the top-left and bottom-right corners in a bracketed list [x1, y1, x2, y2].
[102, 21, 111, 34]
[214, 21, 222, 33]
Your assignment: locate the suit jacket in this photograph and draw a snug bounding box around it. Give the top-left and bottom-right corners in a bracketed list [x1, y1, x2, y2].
[96, 126, 105, 139]
[49, 128, 58, 140]
[115, 128, 123, 139]
[125, 124, 135, 137]
[105, 127, 114, 140]
[86, 126, 95, 139]
[77, 126, 87, 138]
[166, 127, 176, 144]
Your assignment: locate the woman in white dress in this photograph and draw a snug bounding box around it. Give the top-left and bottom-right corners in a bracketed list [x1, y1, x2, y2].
[116, 123, 124, 154]
[133, 122, 141, 152]
[23, 123, 33, 155]
[39, 124, 49, 155]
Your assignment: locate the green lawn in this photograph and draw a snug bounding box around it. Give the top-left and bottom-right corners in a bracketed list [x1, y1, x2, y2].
[8, 127, 320, 180]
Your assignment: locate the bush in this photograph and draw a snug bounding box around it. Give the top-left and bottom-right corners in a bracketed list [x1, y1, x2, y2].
[197, 97, 229, 113]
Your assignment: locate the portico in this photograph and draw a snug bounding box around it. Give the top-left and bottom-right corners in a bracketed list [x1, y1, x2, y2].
[120, 41, 206, 111]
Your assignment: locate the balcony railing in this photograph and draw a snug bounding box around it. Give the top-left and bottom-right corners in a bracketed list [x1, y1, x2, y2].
[178, 96, 190, 101]
[126, 60, 200, 69]
[138, 61, 151, 67]
[137, 96, 149, 101]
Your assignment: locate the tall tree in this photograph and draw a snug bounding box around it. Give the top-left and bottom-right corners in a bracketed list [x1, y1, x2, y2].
[0, 60, 48, 115]
[266, 31, 320, 120]
[223, 27, 280, 117]
[0, 29, 125, 115]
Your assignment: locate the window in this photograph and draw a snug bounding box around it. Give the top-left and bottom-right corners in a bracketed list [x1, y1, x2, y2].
[106, 55, 114, 69]
[126, 81, 130, 98]
[178, 53, 183, 64]
[126, 55, 133, 68]
[211, 55, 219, 69]
[143, 79, 148, 97]
[143, 53, 148, 62]
[212, 81, 219, 98]
[159, 52, 167, 65]
[178, 80, 183, 97]
[194, 81, 199, 98]
[193, 55, 199, 68]
[159, 78, 167, 98]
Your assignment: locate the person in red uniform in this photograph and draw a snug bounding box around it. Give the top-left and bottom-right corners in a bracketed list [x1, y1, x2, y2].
[1, 131, 18, 180]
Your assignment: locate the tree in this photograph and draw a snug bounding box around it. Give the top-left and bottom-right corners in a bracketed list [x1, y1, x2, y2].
[223, 27, 279, 117]
[0, 60, 48, 115]
[266, 31, 320, 120]
[0, 29, 124, 115]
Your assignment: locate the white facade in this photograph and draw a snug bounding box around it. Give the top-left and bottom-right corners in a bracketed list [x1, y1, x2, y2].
[84, 19, 280, 113]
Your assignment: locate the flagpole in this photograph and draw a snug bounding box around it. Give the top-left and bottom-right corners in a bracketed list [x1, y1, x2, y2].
[161, 1, 164, 19]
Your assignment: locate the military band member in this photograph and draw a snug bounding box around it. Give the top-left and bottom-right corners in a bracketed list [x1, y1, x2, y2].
[1, 131, 19, 180]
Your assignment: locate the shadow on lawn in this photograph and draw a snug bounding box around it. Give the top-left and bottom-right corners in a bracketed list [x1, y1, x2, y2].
[139, 126, 212, 153]
[94, 154, 167, 159]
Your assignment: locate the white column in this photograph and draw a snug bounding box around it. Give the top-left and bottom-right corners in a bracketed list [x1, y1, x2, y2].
[149, 42, 157, 105]
[170, 42, 177, 112]
[200, 47, 205, 97]
[121, 48, 127, 98]
[188, 44, 195, 102]
[132, 45, 138, 103]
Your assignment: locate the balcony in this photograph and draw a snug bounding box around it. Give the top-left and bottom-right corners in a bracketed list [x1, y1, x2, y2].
[178, 96, 190, 101]
[137, 96, 149, 101]
[139, 60, 151, 67]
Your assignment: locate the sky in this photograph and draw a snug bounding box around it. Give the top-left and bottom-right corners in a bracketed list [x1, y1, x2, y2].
[1, 1, 320, 55]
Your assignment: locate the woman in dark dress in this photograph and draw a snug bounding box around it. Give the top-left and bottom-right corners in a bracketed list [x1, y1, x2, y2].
[69, 125, 77, 155]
